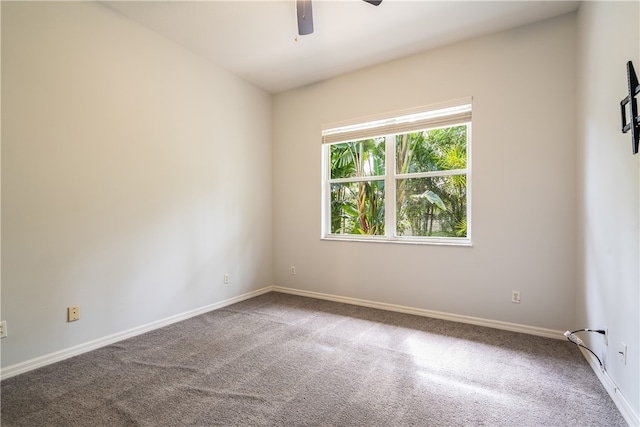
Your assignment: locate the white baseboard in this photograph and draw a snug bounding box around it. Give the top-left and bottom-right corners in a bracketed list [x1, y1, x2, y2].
[6, 284, 636, 427]
[0, 286, 272, 381]
[274, 286, 639, 425]
[579, 348, 639, 427]
[271, 286, 565, 340]
[5, 284, 562, 381]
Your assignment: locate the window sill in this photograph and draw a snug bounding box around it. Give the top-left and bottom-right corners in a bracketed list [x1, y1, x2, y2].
[321, 235, 473, 247]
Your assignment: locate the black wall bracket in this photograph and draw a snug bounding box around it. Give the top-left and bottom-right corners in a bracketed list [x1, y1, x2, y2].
[620, 60, 640, 154]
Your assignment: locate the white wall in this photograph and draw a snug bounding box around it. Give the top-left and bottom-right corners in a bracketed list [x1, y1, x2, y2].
[576, 1, 639, 418]
[273, 14, 577, 331]
[1, 0, 637, 418]
[1, 2, 272, 368]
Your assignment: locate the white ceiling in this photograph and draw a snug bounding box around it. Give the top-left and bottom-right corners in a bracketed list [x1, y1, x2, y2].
[103, 0, 580, 94]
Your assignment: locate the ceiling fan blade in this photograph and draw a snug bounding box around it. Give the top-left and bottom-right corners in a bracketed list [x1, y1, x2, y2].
[296, 0, 314, 35]
[363, 0, 382, 5]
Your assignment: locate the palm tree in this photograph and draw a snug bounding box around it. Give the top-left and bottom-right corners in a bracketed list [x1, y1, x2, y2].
[330, 138, 385, 235]
[396, 126, 467, 237]
[329, 126, 466, 238]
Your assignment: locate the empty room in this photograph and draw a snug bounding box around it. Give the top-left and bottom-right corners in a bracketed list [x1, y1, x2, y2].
[1, 0, 638, 425]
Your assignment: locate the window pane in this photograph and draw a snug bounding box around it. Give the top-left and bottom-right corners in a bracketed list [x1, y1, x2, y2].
[396, 176, 467, 238]
[330, 138, 385, 179]
[396, 125, 467, 174]
[330, 181, 385, 235]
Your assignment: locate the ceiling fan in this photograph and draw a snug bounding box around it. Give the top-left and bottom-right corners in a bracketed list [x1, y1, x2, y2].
[296, 0, 382, 36]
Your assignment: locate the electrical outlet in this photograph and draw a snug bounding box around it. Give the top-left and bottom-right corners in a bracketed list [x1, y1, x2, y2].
[618, 342, 627, 365]
[224, 273, 229, 284]
[511, 290, 521, 304]
[0, 321, 7, 338]
[67, 306, 80, 322]
[290, 266, 296, 275]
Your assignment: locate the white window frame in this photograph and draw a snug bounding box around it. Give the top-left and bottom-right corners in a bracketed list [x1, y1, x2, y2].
[321, 99, 472, 246]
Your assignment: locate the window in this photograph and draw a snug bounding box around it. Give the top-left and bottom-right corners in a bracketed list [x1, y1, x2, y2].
[321, 101, 471, 245]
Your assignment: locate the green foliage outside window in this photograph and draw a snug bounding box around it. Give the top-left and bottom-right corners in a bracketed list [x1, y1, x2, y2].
[396, 126, 467, 237]
[329, 126, 467, 239]
[330, 138, 385, 235]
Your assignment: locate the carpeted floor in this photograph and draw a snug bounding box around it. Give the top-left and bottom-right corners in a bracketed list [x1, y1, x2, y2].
[1, 292, 627, 426]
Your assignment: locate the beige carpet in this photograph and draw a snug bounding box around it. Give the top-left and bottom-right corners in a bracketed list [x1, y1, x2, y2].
[1, 292, 627, 426]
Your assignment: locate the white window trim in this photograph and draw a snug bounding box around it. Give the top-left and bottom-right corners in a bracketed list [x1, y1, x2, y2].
[321, 100, 472, 246]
